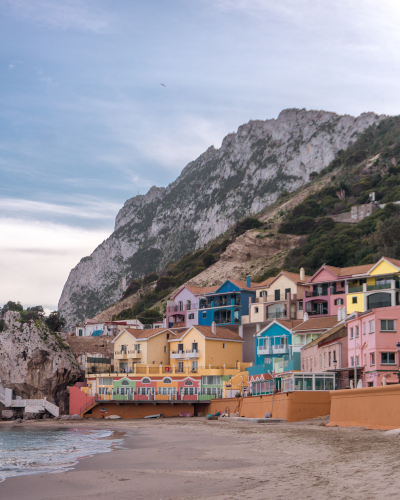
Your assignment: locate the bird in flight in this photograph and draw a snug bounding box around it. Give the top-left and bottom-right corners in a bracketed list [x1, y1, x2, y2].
[160, 83, 166, 87]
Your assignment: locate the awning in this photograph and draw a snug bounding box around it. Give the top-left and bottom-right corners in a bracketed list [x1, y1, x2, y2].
[91, 330, 102, 337]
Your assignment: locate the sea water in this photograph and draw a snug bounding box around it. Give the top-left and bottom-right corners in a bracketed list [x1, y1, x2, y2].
[0, 427, 120, 481]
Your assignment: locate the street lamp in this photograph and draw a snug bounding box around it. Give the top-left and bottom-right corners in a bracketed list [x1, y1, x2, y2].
[396, 343, 400, 383]
[333, 358, 338, 390]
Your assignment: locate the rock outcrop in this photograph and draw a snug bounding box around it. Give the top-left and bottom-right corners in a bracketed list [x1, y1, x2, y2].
[59, 108, 386, 329]
[0, 311, 81, 412]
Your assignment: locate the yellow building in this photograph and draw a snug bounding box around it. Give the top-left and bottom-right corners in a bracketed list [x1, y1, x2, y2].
[346, 257, 400, 314]
[248, 269, 311, 324]
[112, 327, 185, 372]
[168, 324, 244, 373]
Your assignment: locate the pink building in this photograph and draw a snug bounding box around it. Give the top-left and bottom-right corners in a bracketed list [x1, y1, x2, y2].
[304, 264, 371, 318]
[346, 306, 400, 387]
[166, 285, 217, 328]
[300, 323, 348, 389]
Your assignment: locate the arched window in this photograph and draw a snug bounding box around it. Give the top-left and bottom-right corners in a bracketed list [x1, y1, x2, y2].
[121, 379, 129, 386]
[163, 377, 172, 384]
[142, 377, 151, 384]
[184, 380, 193, 386]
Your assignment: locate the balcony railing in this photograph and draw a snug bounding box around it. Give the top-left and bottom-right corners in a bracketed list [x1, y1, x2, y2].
[167, 304, 199, 313]
[170, 349, 200, 359]
[306, 310, 328, 316]
[257, 346, 273, 355]
[367, 283, 391, 291]
[267, 312, 287, 319]
[272, 344, 289, 354]
[348, 286, 363, 293]
[305, 290, 327, 297]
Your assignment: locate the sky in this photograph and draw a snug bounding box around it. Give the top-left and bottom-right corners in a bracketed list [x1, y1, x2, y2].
[1, 0, 400, 313]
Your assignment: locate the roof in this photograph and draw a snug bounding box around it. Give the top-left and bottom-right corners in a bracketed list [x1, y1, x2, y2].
[382, 257, 400, 268]
[228, 279, 258, 290]
[84, 318, 98, 325]
[91, 330, 102, 337]
[292, 316, 340, 332]
[336, 264, 373, 277]
[275, 319, 304, 329]
[255, 271, 311, 289]
[302, 324, 347, 350]
[185, 284, 219, 295]
[255, 276, 275, 288]
[113, 327, 179, 342]
[172, 325, 244, 342]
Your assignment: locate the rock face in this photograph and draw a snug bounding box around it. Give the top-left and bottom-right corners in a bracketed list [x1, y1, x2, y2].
[0, 311, 81, 412]
[59, 108, 385, 329]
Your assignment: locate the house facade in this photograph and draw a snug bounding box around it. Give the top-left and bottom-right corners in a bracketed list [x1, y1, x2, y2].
[291, 316, 340, 353]
[249, 270, 310, 323]
[346, 306, 400, 387]
[166, 285, 217, 328]
[198, 278, 256, 326]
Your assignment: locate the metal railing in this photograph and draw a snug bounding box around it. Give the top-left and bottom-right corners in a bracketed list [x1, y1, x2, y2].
[367, 283, 391, 291]
[348, 286, 363, 293]
[78, 396, 96, 415]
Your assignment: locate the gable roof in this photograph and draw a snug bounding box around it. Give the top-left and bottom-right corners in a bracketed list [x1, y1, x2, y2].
[301, 324, 347, 350]
[254, 276, 275, 288]
[171, 325, 244, 342]
[209, 279, 258, 294]
[266, 270, 312, 288]
[292, 316, 340, 332]
[112, 327, 178, 343]
[255, 319, 302, 336]
[171, 284, 219, 299]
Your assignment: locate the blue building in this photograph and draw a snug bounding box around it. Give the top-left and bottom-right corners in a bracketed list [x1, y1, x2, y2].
[198, 278, 256, 326]
[246, 320, 301, 379]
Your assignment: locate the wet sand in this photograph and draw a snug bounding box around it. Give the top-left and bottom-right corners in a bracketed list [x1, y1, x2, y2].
[1, 417, 400, 499]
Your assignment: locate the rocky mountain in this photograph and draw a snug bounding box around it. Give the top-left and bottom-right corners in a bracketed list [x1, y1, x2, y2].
[59, 108, 385, 329]
[0, 311, 81, 412]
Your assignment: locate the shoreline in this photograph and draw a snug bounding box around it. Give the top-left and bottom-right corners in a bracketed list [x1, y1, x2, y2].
[1, 418, 399, 500]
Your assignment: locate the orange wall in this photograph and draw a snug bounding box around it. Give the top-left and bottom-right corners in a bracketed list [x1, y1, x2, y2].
[199, 392, 331, 422]
[89, 402, 197, 419]
[328, 385, 400, 430]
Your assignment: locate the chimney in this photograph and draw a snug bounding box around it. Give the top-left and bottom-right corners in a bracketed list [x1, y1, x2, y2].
[337, 307, 342, 321]
[211, 321, 216, 335]
[303, 312, 309, 322]
[300, 267, 305, 281]
[246, 275, 251, 288]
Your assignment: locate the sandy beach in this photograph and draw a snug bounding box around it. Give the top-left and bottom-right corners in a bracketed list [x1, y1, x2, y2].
[1, 417, 400, 500]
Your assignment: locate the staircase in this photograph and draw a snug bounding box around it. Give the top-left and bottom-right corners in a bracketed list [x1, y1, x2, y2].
[1, 388, 59, 416]
[79, 396, 97, 417]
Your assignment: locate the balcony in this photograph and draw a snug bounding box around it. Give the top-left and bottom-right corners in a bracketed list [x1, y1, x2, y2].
[367, 283, 392, 291]
[305, 290, 327, 297]
[306, 309, 328, 316]
[127, 350, 142, 359]
[348, 286, 363, 293]
[267, 312, 287, 319]
[272, 344, 290, 355]
[257, 345, 273, 355]
[114, 350, 128, 359]
[170, 349, 200, 359]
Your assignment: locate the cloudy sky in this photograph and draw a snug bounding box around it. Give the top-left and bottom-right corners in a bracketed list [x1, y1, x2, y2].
[1, 0, 400, 312]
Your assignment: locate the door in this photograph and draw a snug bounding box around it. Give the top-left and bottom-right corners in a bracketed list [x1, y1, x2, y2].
[178, 361, 184, 372]
[178, 343, 184, 353]
[192, 361, 198, 372]
[192, 342, 198, 352]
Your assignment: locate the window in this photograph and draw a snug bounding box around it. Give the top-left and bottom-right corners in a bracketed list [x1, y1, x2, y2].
[202, 376, 221, 385]
[350, 328, 353, 339]
[99, 378, 112, 385]
[341, 281, 345, 287]
[259, 291, 263, 297]
[121, 379, 129, 386]
[302, 358, 305, 370]
[328, 351, 331, 367]
[356, 355, 360, 366]
[367, 293, 391, 309]
[350, 356, 354, 367]
[202, 312, 207, 319]
[184, 379, 193, 386]
[163, 377, 172, 384]
[314, 355, 317, 367]
[364, 354, 367, 366]
[363, 323, 366, 335]
[324, 353, 327, 368]
[142, 377, 151, 384]
[167, 333, 170, 339]
[381, 319, 395, 331]
[191, 361, 198, 371]
[285, 288, 291, 299]
[334, 298, 344, 305]
[320, 354, 322, 368]
[178, 343, 184, 352]
[306, 357, 309, 370]
[333, 350, 337, 362]
[188, 313, 194, 319]
[275, 289, 280, 301]
[298, 301, 303, 311]
[370, 352, 375, 366]
[78, 329, 83, 336]
[369, 321, 374, 333]
[164, 346, 167, 353]
[355, 326, 359, 338]
[381, 352, 396, 364]
[255, 307, 259, 313]
[222, 343, 225, 349]
[352, 297, 357, 304]
[187, 300, 192, 310]
[134, 344, 140, 351]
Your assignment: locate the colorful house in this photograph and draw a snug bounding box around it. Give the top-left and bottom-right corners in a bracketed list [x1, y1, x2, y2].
[300, 323, 348, 388]
[112, 327, 185, 372]
[166, 285, 217, 328]
[291, 316, 340, 353]
[346, 305, 400, 387]
[345, 257, 400, 315]
[198, 278, 257, 326]
[304, 264, 370, 317]
[249, 269, 310, 323]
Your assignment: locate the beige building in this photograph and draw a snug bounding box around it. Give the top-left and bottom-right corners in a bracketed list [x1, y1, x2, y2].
[112, 327, 185, 372]
[249, 270, 310, 324]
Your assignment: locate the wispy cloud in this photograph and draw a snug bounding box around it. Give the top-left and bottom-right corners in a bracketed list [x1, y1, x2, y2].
[0, 217, 109, 312]
[4, 0, 110, 33]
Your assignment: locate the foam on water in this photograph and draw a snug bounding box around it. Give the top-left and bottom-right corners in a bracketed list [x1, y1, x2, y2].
[0, 427, 121, 481]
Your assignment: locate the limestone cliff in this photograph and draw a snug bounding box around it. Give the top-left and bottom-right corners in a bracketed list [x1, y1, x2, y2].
[0, 311, 81, 412]
[59, 108, 385, 329]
